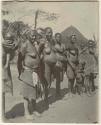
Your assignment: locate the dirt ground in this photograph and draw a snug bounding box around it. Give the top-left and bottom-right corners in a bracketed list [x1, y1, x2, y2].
[3, 64, 98, 123]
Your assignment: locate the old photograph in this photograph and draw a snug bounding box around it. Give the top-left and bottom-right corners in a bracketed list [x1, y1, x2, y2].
[1, 0, 99, 123]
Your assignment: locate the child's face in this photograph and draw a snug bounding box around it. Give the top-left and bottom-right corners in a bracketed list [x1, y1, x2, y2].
[55, 34, 61, 42]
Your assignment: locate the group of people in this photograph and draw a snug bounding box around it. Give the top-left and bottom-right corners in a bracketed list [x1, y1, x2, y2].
[2, 22, 98, 120]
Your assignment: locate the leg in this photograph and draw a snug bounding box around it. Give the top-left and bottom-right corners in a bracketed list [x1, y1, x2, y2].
[2, 92, 5, 119]
[75, 85, 78, 94]
[30, 99, 41, 117]
[66, 64, 75, 94]
[71, 79, 75, 93]
[68, 79, 75, 96]
[41, 77, 49, 104]
[17, 66, 21, 79]
[18, 69, 22, 79]
[24, 98, 30, 115]
[28, 99, 36, 115]
[67, 79, 72, 97]
[2, 80, 6, 119]
[24, 98, 34, 120]
[55, 67, 61, 96]
[44, 63, 51, 88]
[90, 74, 95, 92]
[84, 76, 88, 93]
[78, 85, 81, 95]
[80, 84, 83, 94]
[91, 79, 95, 92]
[39, 62, 51, 106]
[31, 99, 36, 112]
[60, 70, 64, 82]
[88, 76, 93, 94]
[77, 85, 80, 95]
[85, 76, 91, 95]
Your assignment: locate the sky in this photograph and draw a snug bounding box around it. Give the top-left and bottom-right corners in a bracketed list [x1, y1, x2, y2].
[2, 1, 99, 40]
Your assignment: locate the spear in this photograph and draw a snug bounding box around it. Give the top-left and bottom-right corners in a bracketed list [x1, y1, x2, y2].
[34, 10, 39, 29]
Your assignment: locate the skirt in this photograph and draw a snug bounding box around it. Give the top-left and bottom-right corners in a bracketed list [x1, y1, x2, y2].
[66, 63, 76, 80]
[20, 69, 37, 100]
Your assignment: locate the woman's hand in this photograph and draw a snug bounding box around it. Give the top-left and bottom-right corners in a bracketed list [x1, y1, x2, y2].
[4, 63, 9, 69]
[4, 53, 10, 69]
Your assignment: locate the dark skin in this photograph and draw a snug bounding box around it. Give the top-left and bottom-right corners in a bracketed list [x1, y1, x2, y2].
[66, 35, 79, 66]
[45, 28, 53, 42]
[39, 28, 55, 53]
[71, 35, 76, 44]
[88, 46, 98, 65]
[66, 35, 79, 94]
[55, 34, 61, 44]
[27, 31, 38, 58]
[55, 33, 67, 61]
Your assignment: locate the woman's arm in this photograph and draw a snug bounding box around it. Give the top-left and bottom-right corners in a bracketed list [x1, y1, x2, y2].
[4, 53, 10, 68]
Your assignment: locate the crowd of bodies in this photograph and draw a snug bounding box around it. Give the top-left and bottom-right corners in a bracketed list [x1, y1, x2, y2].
[2, 22, 98, 120]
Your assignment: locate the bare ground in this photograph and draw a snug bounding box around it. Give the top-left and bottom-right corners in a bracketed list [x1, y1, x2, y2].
[3, 64, 99, 123]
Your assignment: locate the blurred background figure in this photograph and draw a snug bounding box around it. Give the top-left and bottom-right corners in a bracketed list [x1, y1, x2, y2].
[79, 40, 98, 95]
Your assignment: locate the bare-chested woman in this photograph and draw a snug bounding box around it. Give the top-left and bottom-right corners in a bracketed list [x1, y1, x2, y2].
[20, 30, 41, 120]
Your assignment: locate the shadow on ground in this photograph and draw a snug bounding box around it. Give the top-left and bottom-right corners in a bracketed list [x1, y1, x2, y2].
[5, 88, 68, 119]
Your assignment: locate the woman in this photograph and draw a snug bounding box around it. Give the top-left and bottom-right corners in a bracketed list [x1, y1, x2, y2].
[2, 32, 17, 119]
[20, 30, 41, 120]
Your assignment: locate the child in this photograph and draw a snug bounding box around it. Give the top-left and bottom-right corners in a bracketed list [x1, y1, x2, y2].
[74, 61, 86, 95]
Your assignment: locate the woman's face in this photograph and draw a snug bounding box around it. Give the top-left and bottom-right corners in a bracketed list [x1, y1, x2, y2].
[71, 35, 76, 43]
[30, 31, 37, 43]
[5, 32, 14, 41]
[46, 28, 53, 40]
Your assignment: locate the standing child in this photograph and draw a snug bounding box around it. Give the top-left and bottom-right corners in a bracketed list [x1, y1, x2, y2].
[74, 62, 86, 95]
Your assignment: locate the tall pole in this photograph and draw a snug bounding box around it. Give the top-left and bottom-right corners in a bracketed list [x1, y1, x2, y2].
[34, 10, 39, 29]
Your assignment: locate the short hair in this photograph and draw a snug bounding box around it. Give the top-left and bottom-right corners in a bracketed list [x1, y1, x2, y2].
[70, 34, 77, 41]
[45, 27, 52, 33]
[55, 33, 61, 38]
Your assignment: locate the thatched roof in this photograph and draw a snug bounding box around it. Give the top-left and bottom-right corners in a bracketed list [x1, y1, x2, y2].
[61, 25, 88, 49]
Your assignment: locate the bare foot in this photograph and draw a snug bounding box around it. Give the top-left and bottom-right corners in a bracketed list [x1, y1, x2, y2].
[33, 111, 41, 117]
[24, 114, 34, 120]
